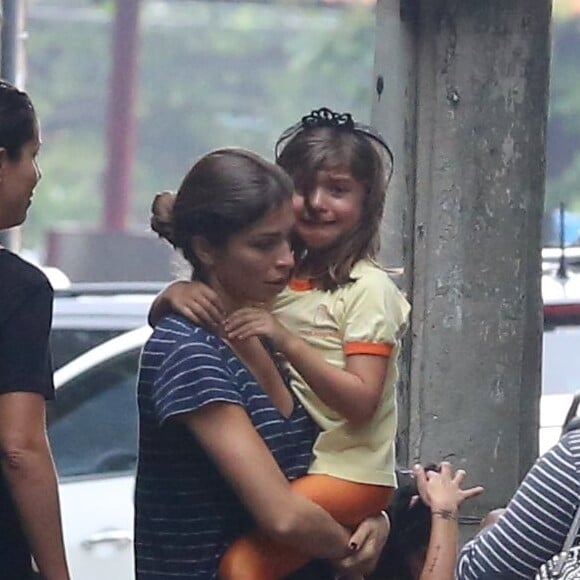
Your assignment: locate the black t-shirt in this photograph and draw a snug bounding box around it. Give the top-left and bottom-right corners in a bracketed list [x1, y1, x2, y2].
[0, 249, 55, 579]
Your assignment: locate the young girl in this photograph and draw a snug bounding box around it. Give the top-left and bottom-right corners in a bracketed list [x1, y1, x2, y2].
[150, 108, 410, 579]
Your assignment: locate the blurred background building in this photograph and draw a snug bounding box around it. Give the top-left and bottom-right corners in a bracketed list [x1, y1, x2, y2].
[4, 0, 580, 280]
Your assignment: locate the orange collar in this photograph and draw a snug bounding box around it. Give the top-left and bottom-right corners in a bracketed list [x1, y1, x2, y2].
[288, 277, 316, 291]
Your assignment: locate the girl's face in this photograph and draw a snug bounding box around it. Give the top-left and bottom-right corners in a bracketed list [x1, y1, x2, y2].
[0, 122, 42, 231]
[292, 166, 365, 252]
[204, 200, 295, 310]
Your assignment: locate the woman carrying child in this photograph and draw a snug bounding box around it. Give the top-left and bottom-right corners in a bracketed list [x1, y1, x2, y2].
[136, 147, 389, 580]
[150, 107, 410, 579]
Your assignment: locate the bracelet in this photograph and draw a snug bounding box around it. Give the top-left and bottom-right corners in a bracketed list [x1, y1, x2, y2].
[432, 509, 457, 521]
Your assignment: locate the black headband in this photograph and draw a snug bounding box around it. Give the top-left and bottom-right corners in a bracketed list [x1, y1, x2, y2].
[274, 107, 394, 181]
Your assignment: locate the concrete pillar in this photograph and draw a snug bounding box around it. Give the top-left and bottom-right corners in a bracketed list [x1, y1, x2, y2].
[372, 0, 552, 533]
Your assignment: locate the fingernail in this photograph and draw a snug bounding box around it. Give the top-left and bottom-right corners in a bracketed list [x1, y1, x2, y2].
[349, 542, 358, 551]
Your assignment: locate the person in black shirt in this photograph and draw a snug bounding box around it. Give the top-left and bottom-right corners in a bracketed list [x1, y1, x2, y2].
[0, 80, 70, 580]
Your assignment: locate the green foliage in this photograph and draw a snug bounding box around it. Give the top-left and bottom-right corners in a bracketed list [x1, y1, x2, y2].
[548, 152, 580, 211]
[546, 18, 580, 210]
[25, 1, 374, 251]
[24, 1, 580, 248]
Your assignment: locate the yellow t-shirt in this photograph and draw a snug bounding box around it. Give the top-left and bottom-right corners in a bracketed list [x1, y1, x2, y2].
[273, 259, 410, 486]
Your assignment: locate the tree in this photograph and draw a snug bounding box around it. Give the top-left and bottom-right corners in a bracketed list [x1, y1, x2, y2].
[24, 0, 375, 250]
[546, 16, 580, 210]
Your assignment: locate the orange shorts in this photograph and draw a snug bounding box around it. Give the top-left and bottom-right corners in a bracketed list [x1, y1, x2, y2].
[218, 474, 393, 580]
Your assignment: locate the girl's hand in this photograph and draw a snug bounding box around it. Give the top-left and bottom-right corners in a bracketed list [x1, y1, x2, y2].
[331, 512, 390, 578]
[224, 307, 292, 349]
[150, 280, 225, 329]
[413, 462, 484, 514]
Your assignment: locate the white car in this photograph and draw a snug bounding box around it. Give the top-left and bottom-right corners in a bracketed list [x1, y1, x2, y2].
[50, 326, 151, 580]
[48, 272, 580, 579]
[51, 282, 163, 368]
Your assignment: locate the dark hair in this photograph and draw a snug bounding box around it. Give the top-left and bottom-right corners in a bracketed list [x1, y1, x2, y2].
[276, 125, 391, 291]
[369, 466, 439, 580]
[151, 148, 294, 277]
[0, 80, 36, 160]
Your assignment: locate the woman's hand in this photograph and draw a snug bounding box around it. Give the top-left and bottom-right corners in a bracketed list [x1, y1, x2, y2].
[411, 463, 483, 580]
[331, 512, 390, 579]
[413, 462, 484, 515]
[149, 280, 225, 329]
[224, 307, 293, 349]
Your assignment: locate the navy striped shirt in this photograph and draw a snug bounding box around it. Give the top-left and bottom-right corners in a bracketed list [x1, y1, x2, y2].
[457, 430, 580, 579]
[134, 315, 318, 579]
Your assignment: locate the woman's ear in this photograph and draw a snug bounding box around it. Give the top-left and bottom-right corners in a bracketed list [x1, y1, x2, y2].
[191, 235, 217, 268]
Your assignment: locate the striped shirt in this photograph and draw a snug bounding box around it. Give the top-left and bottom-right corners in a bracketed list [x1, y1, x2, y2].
[457, 429, 580, 579]
[134, 315, 318, 579]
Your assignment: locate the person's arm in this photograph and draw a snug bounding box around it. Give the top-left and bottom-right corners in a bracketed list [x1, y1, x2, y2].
[456, 431, 580, 580]
[0, 273, 69, 580]
[178, 401, 352, 559]
[226, 272, 409, 426]
[332, 511, 391, 579]
[148, 280, 224, 328]
[0, 392, 70, 580]
[412, 463, 483, 580]
[224, 308, 389, 426]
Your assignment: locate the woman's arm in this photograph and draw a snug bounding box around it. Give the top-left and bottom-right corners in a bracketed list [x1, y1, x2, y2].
[0, 392, 70, 580]
[150, 281, 394, 425]
[414, 463, 484, 580]
[225, 308, 389, 426]
[179, 401, 352, 559]
[333, 511, 391, 579]
[457, 431, 580, 580]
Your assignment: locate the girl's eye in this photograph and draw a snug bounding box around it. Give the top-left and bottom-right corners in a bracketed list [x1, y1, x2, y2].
[330, 186, 347, 197]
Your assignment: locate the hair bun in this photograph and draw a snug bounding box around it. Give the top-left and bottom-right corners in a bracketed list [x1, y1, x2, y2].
[151, 191, 177, 246]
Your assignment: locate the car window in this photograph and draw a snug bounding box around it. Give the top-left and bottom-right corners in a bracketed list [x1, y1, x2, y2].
[47, 349, 141, 478]
[50, 328, 123, 369]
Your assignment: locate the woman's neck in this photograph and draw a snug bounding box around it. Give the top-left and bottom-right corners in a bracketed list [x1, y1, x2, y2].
[202, 276, 246, 315]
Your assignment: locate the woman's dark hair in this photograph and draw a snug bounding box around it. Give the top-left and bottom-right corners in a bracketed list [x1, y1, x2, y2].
[0, 80, 36, 160]
[151, 147, 294, 277]
[369, 466, 439, 580]
[276, 126, 391, 291]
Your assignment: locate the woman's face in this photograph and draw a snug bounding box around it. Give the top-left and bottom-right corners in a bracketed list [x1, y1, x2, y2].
[206, 200, 295, 309]
[0, 121, 42, 231]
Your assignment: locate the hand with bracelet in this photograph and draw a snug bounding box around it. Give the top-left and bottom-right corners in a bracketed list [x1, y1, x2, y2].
[412, 462, 484, 580]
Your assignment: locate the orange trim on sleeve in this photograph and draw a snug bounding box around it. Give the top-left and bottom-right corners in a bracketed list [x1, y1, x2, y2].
[344, 342, 393, 357]
[288, 277, 316, 291]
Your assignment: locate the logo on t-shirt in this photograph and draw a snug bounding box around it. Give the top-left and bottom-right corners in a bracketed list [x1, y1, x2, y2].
[300, 304, 340, 340]
[313, 304, 331, 326]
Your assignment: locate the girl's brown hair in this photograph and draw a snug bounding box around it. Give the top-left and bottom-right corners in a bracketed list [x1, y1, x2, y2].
[277, 126, 392, 291]
[151, 147, 294, 278]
